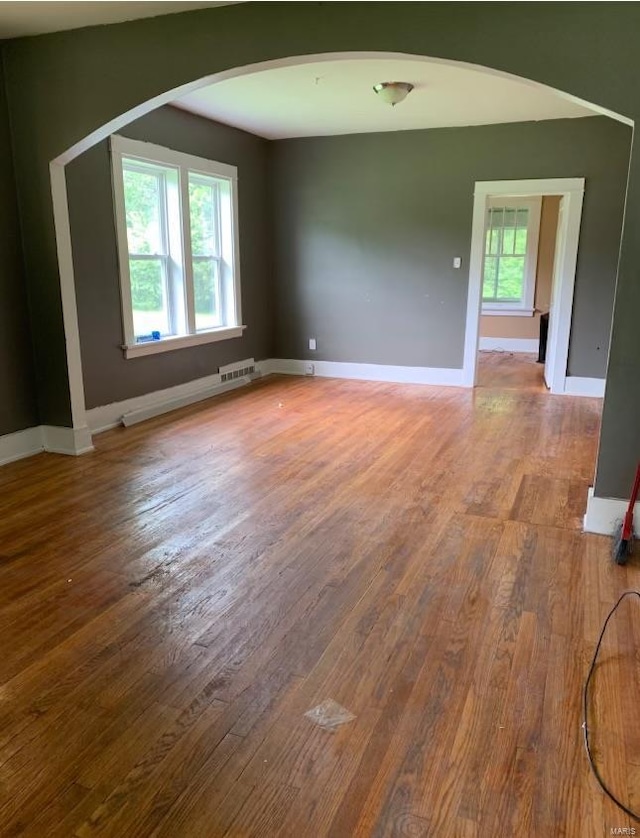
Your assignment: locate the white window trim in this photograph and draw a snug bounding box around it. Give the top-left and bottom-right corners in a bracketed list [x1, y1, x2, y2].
[482, 308, 535, 317]
[481, 196, 541, 316]
[110, 134, 244, 357]
[123, 326, 246, 359]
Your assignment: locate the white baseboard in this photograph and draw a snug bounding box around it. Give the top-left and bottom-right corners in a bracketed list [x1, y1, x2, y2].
[257, 358, 278, 376]
[479, 337, 539, 353]
[267, 359, 466, 387]
[87, 364, 266, 433]
[563, 377, 605, 398]
[583, 486, 638, 535]
[0, 426, 44, 466]
[0, 423, 94, 466]
[41, 425, 94, 456]
[122, 378, 250, 427]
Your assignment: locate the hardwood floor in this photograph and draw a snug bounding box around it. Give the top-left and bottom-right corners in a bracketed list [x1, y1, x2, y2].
[0, 355, 637, 836]
[476, 350, 546, 392]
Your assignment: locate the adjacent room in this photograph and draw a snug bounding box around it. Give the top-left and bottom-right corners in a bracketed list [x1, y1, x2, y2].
[2, 4, 640, 835]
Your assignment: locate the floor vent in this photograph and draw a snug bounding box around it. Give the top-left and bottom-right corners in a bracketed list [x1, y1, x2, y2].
[219, 358, 257, 383]
[221, 364, 255, 383]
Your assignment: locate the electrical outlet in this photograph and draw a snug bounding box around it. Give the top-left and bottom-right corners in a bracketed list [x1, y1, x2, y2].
[453, 257, 462, 269]
[305, 363, 315, 376]
[309, 338, 317, 350]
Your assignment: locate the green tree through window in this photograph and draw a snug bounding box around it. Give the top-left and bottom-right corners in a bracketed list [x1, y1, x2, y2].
[123, 166, 168, 334]
[113, 135, 241, 355]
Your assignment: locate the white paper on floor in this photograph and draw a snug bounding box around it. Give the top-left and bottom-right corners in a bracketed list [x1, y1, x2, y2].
[304, 698, 355, 731]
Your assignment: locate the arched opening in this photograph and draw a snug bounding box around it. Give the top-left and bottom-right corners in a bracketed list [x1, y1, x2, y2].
[51, 51, 633, 445]
[54, 51, 632, 167]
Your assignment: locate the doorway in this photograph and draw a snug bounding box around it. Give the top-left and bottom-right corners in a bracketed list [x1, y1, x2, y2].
[462, 178, 585, 393]
[479, 194, 558, 389]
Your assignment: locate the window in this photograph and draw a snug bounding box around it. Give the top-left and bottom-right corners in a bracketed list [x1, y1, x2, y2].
[481, 196, 541, 316]
[111, 136, 244, 358]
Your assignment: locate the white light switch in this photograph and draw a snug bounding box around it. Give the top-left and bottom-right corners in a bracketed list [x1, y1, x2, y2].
[453, 257, 462, 269]
[309, 338, 317, 350]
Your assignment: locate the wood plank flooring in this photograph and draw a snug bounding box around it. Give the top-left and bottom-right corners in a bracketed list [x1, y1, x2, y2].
[1, 353, 638, 836]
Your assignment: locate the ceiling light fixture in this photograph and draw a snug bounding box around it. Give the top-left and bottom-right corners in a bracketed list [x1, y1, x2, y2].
[373, 81, 414, 107]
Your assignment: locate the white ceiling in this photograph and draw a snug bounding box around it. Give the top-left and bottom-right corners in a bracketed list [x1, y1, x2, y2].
[173, 57, 597, 140]
[0, 1, 238, 39]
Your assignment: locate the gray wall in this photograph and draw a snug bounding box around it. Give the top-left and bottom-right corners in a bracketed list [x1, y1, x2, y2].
[0, 60, 37, 435]
[3, 2, 640, 498]
[66, 105, 273, 410]
[271, 117, 631, 377]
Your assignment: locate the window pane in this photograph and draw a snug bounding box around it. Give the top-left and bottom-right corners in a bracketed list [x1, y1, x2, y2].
[130, 258, 170, 338]
[193, 259, 221, 331]
[483, 256, 498, 299]
[515, 226, 528, 253]
[189, 177, 219, 257]
[496, 256, 525, 301]
[501, 209, 515, 254]
[514, 208, 529, 253]
[487, 207, 535, 255]
[487, 212, 501, 255]
[503, 228, 516, 254]
[123, 166, 164, 255]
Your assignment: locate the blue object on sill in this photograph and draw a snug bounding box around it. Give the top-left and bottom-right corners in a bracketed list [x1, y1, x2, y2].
[136, 331, 162, 344]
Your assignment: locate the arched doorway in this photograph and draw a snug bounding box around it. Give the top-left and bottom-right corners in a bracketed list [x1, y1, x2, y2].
[50, 50, 630, 444]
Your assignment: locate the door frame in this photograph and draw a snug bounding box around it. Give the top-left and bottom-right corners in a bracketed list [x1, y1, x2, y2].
[462, 177, 585, 392]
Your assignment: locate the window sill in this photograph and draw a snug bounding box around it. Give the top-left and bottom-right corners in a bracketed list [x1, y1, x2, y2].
[123, 325, 246, 359]
[481, 308, 535, 317]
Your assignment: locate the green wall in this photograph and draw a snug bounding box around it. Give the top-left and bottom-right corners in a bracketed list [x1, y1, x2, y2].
[0, 58, 37, 435]
[1, 2, 639, 498]
[271, 117, 630, 375]
[66, 105, 273, 409]
[67, 113, 631, 411]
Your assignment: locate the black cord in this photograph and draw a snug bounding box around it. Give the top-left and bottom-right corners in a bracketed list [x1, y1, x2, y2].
[583, 589, 640, 821]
